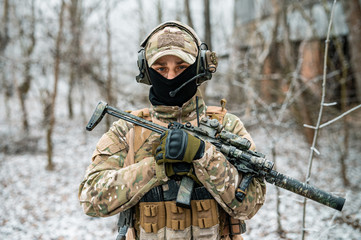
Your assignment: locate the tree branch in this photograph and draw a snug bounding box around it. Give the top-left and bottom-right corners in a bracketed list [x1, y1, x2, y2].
[301, 1, 337, 239]
[320, 104, 361, 129]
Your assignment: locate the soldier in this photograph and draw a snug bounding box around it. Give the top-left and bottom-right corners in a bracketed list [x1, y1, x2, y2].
[79, 21, 266, 240]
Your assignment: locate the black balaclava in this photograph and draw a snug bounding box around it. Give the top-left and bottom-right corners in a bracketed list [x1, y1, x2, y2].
[149, 62, 198, 107]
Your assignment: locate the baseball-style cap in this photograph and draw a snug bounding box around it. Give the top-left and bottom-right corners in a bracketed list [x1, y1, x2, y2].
[145, 26, 199, 67]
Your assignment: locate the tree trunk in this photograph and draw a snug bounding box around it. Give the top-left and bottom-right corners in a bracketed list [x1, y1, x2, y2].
[342, 0, 361, 103]
[200, 0, 212, 100]
[15, 0, 36, 133]
[18, 65, 31, 132]
[204, 0, 212, 50]
[1, 0, 11, 119]
[0, 0, 10, 54]
[47, 0, 65, 171]
[68, 0, 82, 119]
[105, 1, 114, 129]
[184, 0, 194, 29]
[157, 0, 163, 25]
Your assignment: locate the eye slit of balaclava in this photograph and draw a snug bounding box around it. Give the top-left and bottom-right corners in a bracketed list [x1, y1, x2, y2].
[148, 62, 198, 107]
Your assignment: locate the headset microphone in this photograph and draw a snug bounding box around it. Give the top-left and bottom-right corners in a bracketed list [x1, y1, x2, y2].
[169, 72, 206, 97]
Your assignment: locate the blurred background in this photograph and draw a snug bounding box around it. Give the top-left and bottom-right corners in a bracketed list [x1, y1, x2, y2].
[1, 0, 361, 239]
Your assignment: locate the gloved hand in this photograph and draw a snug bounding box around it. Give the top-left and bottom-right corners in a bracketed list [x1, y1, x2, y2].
[164, 162, 200, 183]
[155, 129, 205, 164]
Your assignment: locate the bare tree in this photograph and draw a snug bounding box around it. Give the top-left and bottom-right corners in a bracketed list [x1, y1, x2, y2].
[1, 0, 11, 118]
[184, 0, 194, 29]
[67, 0, 82, 119]
[14, 0, 36, 133]
[105, 0, 114, 129]
[301, 1, 337, 238]
[0, 0, 10, 54]
[199, 0, 212, 100]
[204, 0, 212, 50]
[46, 0, 66, 170]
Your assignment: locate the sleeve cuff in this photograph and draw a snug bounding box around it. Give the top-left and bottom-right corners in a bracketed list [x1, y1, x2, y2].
[154, 159, 169, 184]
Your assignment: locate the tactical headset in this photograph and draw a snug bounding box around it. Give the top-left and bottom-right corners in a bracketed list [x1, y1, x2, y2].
[136, 21, 218, 87]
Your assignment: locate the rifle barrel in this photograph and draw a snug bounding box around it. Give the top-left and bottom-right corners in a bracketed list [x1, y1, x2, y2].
[266, 170, 345, 211]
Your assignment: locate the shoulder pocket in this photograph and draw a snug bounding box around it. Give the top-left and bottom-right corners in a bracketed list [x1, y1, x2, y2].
[92, 132, 124, 160]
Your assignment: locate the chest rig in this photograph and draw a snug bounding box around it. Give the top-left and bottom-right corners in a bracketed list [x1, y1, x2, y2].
[119, 101, 246, 240]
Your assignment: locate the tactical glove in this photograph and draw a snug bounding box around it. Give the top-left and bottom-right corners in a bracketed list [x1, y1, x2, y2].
[155, 129, 205, 164]
[164, 162, 200, 184]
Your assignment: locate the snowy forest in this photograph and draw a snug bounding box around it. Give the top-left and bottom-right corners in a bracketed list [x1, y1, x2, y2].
[1, 0, 361, 239]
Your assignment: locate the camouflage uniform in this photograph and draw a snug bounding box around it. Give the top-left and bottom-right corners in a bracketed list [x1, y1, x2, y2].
[79, 90, 266, 239]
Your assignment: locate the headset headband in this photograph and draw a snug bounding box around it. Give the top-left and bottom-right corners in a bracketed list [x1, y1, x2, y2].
[140, 21, 202, 48]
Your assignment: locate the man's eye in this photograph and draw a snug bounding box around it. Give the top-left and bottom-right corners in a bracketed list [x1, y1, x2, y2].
[178, 65, 188, 70]
[157, 67, 166, 72]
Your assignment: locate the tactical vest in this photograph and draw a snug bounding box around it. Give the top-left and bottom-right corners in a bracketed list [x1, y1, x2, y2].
[122, 103, 245, 240]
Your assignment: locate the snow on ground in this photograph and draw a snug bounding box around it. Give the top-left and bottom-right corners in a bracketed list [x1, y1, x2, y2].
[0, 118, 119, 240]
[1, 95, 361, 240]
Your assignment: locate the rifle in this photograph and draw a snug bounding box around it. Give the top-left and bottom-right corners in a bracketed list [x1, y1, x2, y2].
[86, 101, 345, 211]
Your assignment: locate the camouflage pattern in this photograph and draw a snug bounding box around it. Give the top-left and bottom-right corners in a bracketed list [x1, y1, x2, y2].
[78, 89, 266, 238]
[145, 26, 198, 66]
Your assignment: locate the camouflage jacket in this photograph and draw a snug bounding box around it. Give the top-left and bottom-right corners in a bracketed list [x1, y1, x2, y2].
[78, 90, 266, 226]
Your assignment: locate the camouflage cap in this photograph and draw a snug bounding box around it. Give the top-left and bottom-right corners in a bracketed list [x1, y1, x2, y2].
[145, 26, 199, 67]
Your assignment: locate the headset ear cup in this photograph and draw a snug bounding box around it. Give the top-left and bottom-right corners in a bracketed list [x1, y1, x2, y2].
[205, 50, 217, 73]
[136, 49, 152, 85]
[196, 49, 213, 85]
